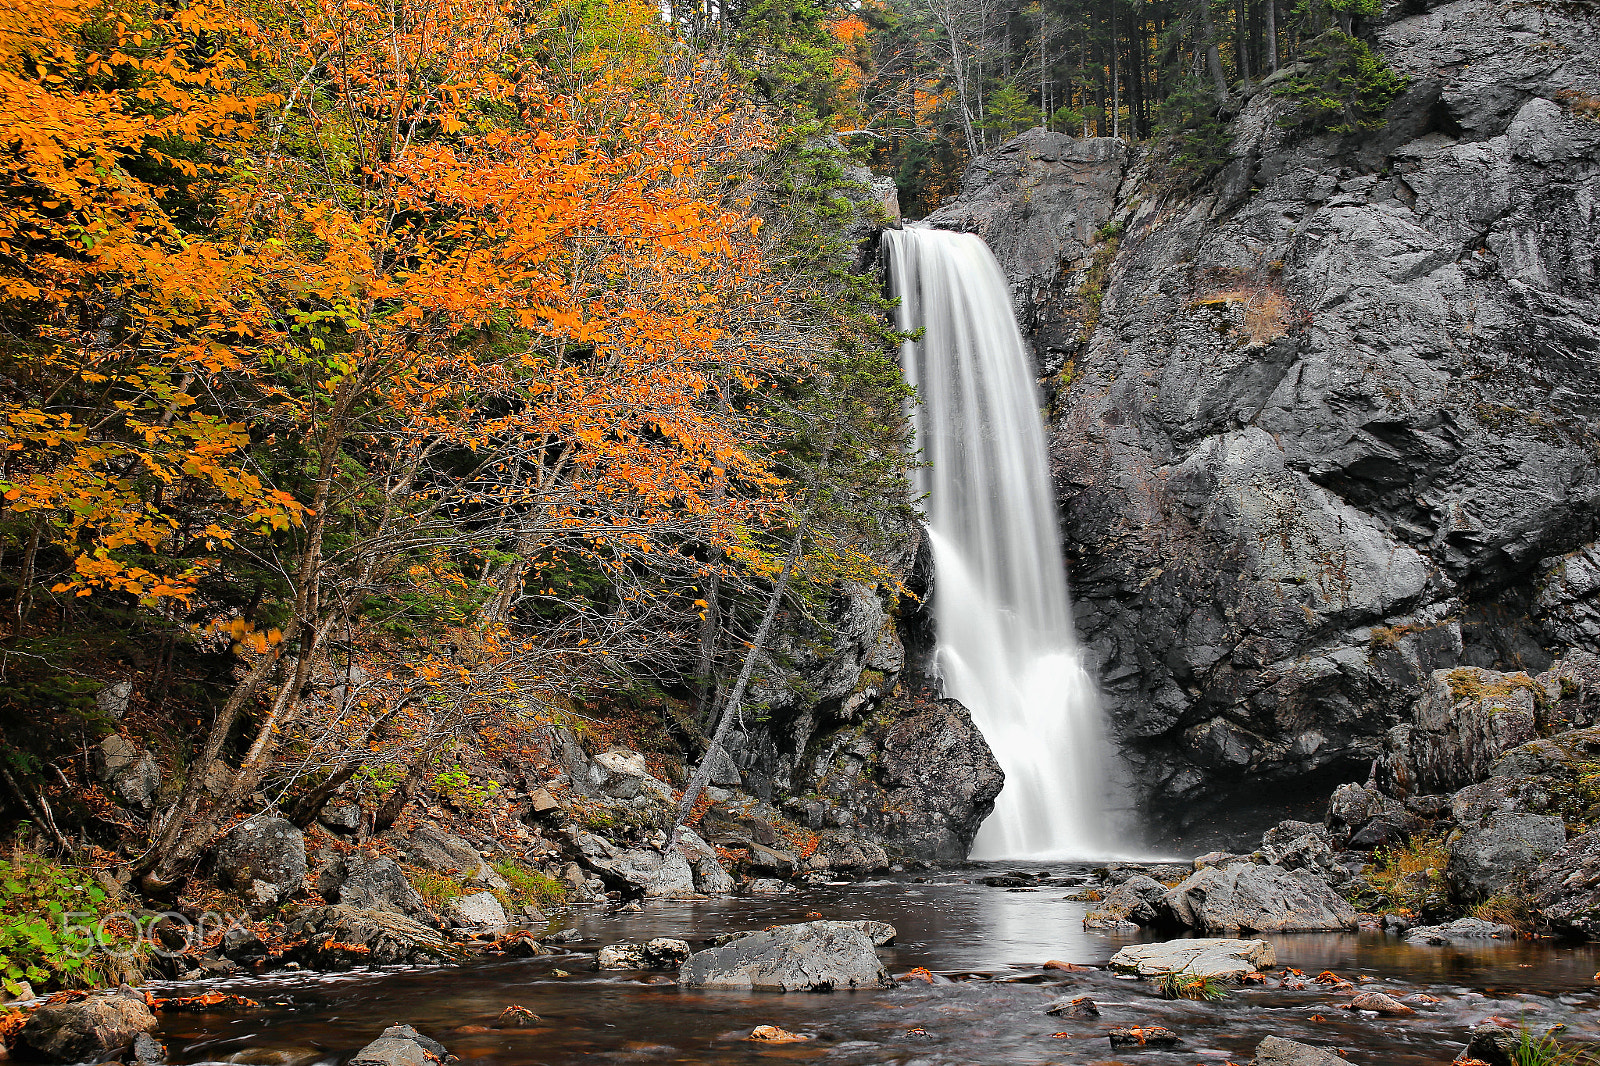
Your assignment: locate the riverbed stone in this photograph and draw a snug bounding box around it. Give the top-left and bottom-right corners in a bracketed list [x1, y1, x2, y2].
[1530, 827, 1600, 940]
[1404, 917, 1516, 944]
[1458, 1023, 1520, 1066]
[1252, 1036, 1350, 1066]
[19, 989, 157, 1063]
[1083, 874, 1166, 928]
[1163, 864, 1357, 932]
[1325, 784, 1420, 850]
[1108, 938, 1275, 981]
[327, 855, 433, 921]
[680, 921, 890, 991]
[348, 1025, 452, 1066]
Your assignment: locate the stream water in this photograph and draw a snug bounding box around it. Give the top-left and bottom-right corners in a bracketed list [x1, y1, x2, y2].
[153, 865, 1600, 1066]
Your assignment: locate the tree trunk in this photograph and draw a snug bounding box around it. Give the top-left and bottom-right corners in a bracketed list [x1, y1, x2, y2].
[1198, 0, 1229, 96]
[1264, 0, 1278, 74]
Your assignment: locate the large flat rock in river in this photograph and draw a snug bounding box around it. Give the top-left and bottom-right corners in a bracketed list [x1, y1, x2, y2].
[1109, 938, 1275, 980]
[680, 921, 891, 991]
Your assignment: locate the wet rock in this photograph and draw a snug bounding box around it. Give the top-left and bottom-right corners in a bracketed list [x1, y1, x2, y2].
[1252, 1036, 1350, 1066]
[1108, 1026, 1179, 1048]
[596, 938, 690, 969]
[838, 920, 897, 946]
[280, 905, 464, 968]
[133, 1032, 166, 1066]
[1531, 827, 1600, 939]
[1404, 917, 1516, 944]
[1345, 991, 1413, 1015]
[1457, 1023, 1519, 1066]
[1164, 864, 1357, 932]
[445, 891, 506, 929]
[1325, 784, 1421, 850]
[326, 855, 433, 921]
[348, 1025, 452, 1066]
[801, 694, 1004, 863]
[746, 878, 791, 896]
[213, 816, 307, 899]
[1083, 874, 1166, 928]
[1109, 938, 1275, 981]
[1045, 996, 1099, 1018]
[1446, 777, 1567, 901]
[19, 989, 157, 1063]
[747, 1025, 808, 1043]
[679, 920, 891, 991]
[492, 1007, 539, 1029]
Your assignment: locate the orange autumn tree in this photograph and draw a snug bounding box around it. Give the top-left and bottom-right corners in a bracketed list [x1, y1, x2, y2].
[0, 0, 301, 619]
[0, 0, 795, 884]
[125, 0, 795, 888]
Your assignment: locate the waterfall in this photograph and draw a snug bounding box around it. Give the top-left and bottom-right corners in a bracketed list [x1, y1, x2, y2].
[884, 226, 1123, 860]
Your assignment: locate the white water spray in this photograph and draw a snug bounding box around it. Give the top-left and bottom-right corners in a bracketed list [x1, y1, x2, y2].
[885, 226, 1124, 861]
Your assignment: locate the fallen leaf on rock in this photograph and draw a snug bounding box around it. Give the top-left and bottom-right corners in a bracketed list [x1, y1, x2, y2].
[1403, 993, 1440, 1005]
[1108, 1026, 1179, 1048]
[903, 1028, 933, 1040]
[1241, 971, 1267, 984]
[749, 1025, 808, 1043]
[1310, 1014, 1327, 1022]
[804, 911, 823, 920]
[549, 969, 570, 977]
[495, 1006, 540, 1029]
[153, 994, 263, 1012]
[902, 968, 936, 984]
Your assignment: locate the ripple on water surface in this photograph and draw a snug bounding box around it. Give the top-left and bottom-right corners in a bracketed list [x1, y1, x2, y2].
[152, 865, 1600, 1066]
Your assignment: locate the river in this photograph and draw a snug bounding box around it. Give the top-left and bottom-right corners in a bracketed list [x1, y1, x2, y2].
[146, 862, 1600, 1065]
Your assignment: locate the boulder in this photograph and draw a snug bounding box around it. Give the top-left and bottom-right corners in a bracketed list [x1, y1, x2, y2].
[588, 750, 674, 803]
[1530, 827, 1600, 940]
[1446, 777, 1567, 901]
[328, 856, 433, 921]
[565, 829, 698, 897]
[94, 734, 159, 810]
[1383, 670, 1540, 795]
[318, 804, 362, 833]
[1108, 1027, 1179, 1048]
[804, 831, 890, 874]
[1325, 784, 1420, 850]
[679, 921, 891, 991]
[348, 1025, 451, 1066]
[1083, 874, 1167, 928]
[673, 828, 734, 896]
[1108, 938, 1275, 981]
[400, 826, 481, 874]
[1456, 1023, 1519, 1066]
[597, 938, 690, 969]
[1164, 865, 1357, 933]
[132, 1032, 166, 1066]
[1252, 1036, 1350, 1066]
[1345, 991, 1412, 1015]
[19, 989, 157, 1063]
[1045, 996, 1099, 1018]
[279, 906, 463, 968]
[213, 816, 307, 899]
[444, 891, 506, 928]
[1404, 917, 1516, 944]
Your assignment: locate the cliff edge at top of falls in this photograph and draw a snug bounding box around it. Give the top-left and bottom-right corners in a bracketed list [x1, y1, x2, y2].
[926, 0, 1600, 849]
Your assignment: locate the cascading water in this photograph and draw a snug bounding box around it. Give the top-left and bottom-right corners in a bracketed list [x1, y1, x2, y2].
[885, 226, 1123, 860]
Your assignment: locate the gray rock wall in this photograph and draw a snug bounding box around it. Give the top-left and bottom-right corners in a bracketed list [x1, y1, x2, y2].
[927, 0, 1600, 844]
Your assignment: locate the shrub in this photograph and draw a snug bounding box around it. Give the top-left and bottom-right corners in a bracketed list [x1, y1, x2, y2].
[402, 866, 467, 910]
[1359, 835, 1449, 914]
[1155, 969, 1229, 1001]
[1276, 31, 1408, 134]
[1, 844, 144, 994]
[491, 862, 568, 912]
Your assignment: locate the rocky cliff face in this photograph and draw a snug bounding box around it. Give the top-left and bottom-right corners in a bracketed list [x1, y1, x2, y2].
[928, 0, 1600, 845]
